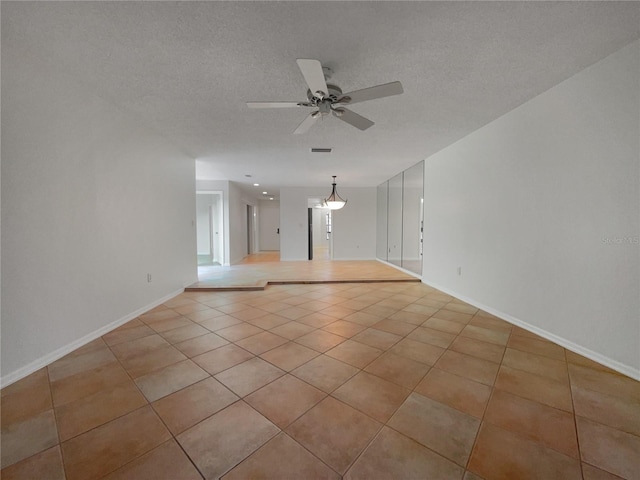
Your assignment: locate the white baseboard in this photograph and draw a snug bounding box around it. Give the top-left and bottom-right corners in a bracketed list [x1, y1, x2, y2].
[422, 279, 640, 381]
[332, 257, 376, 262]
[375, 258, 422, 279]
[0, 288, 185, 389]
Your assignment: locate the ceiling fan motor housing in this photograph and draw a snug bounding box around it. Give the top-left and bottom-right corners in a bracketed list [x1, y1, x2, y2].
[307, 84, 343, 104]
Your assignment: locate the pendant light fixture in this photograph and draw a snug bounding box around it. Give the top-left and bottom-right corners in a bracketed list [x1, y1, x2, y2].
[324, 176, 347, 210]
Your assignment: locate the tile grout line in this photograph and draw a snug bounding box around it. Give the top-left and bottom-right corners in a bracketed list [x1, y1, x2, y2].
[45, 364, 69, 477]
[234, 401, 342, 479]
[101, 314, 202, 480]
[565, 346, 587, 480]
[462, 322, 511, 475]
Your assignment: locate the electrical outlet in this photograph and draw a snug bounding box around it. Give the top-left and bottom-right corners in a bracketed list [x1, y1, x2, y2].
[147, 273, 152, 283]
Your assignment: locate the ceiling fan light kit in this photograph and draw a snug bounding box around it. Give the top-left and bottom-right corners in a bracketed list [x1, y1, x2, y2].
[247, 59, 403, 134]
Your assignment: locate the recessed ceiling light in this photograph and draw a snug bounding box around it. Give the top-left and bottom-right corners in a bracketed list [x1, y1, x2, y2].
[269, 197, 274, 200]
[262, 191, 267, 195]
[253, 183, 259, 186]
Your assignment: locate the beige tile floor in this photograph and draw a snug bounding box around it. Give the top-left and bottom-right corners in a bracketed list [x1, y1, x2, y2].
[2, 260, 639, 479]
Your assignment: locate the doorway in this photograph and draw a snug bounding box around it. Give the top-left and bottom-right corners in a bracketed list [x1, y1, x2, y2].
[307, 197, 332, 261]
[196, 191, 224, 266]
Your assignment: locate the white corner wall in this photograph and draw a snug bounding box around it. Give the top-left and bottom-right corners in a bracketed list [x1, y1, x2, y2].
[422, 40, 639, 378]
[1, 45, 197, 386]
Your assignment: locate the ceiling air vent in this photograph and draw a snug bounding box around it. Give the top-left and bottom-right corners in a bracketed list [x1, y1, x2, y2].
[311, 148, 332, 153]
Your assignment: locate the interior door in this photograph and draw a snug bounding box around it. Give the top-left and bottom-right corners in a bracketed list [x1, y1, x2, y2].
[258, 201, 280, 250]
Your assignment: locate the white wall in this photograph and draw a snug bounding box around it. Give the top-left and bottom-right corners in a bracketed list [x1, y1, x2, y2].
[332, 188, 377, 260]
[2, 47, 197, 385]
[422, 40, 639, 378]
[280, 186, 376, 261]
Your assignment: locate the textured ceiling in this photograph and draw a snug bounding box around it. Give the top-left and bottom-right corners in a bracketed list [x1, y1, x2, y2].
[3, 1, 639, 199]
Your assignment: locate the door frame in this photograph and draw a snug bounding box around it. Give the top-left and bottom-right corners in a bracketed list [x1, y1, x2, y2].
[196, 191, 224, 266]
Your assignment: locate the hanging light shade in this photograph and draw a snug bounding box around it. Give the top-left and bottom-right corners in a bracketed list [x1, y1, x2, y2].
[324, 176, 347, 210]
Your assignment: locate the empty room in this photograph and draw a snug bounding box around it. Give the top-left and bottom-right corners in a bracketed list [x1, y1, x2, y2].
[1, 2, 639, 479]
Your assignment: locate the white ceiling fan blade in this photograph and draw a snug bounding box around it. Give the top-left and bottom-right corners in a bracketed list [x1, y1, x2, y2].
[334, 108, 374, 131]
[293, 112, 319, 134]
[337, 81, 403, 105]
[296, 59, 328, 97]
[247, 101, 308, 108]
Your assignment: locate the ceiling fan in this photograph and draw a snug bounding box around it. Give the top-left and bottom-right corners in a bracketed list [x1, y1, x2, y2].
[247, 59, 403, 134]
